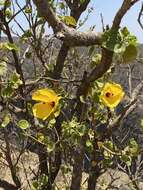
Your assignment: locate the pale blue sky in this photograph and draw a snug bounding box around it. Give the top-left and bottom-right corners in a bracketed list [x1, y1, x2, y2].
[83, 0, 143, 42]
[12, 0, 143, 42]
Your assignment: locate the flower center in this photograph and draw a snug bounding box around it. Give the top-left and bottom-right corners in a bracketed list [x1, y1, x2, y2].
[50, 101, 55, 108]
[105, 92, 114, 98]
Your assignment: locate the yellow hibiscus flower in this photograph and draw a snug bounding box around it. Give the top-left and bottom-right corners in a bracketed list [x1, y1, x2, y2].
[100, 82, 125, 108]
[32, 88, 61, 120]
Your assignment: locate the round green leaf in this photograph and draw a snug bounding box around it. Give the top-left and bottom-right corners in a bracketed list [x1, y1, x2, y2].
[1, 114, 10, 128]
[18, 120, 30, 129]
[122, 44, 137, 63]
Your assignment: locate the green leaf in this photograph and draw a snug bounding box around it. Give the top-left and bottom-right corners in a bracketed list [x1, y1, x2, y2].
[54, 109, 60, 117]
[102, 158, 113, 167]
[104, 141, 114, 151]
[1, 71, 22, 97]
[78, 125, 86, 137]
[102, 27, 137, 54]
[0, 61, 7, 76]
[91, 53, 102, 67]
[0, 0, 5, 6]
[86, 140, 92, 147]
[3, 0, 11, 7]
[95, 81, 104, 88]
[49, 118, 56, 125]
[122, 44, 138, 63]
[120, 154, 131, 166]
[25, 7, 32, 14]
[128, 138, 139, 156]
[93, 93, 100, 103]
[92, 54, 101, 63]
[141, 118, 143, 130]
[5, 9, 12, 19]
[18, 120, 30, 129]
[3, 42, 19, 51]
[60, 16, 77, 27]
[0, 0, 10, 7]
[0, 42, 4, 49]
[61, 165, 71, 174]
[25, 52, 32, 59]
[32, 180, 39, 189]
[80, 0, 85, 4]
[21, 30, 32, 41]
[39, 174, 48, 187]
[80, 96, 86, 103]
[121, 27, 130, 37]
[47, 141, 55, 152]
[10, 72, 23, 89]
[37, 133, 45, 142]
[59, 2, 65, 9]
[1, 114, 10, 128]
[102, 28, 122, 52]
[2, 85, 13, 97]
[121, 27, 137, 46]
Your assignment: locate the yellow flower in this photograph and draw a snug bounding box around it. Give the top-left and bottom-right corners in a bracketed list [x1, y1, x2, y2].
[100, 82, 124, 108]
[32, 88, 61, 120]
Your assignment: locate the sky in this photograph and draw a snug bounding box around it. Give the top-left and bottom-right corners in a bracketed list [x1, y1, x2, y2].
[83, 0, 143, 42]
[10, 0, 143, 43]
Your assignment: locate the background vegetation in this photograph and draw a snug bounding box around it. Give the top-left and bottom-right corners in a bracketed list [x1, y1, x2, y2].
[0, 0, 143, 189]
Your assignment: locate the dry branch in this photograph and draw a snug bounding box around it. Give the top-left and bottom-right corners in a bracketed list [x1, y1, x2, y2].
[32, 0, 102, 47]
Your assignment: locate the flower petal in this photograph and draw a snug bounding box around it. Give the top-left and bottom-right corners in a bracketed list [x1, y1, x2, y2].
[32, 102, 54, 120]
[100, 82, 125, 108]
[32, 88, 58, 102]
